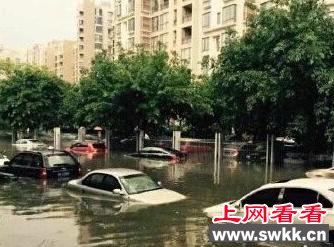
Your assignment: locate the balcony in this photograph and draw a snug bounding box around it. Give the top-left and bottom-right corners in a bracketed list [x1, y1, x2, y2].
[182, 14, 191, 23]
[182, 26, 192, 44]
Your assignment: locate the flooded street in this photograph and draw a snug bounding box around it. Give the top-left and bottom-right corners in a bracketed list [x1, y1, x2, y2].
[0, 138, 329, 247]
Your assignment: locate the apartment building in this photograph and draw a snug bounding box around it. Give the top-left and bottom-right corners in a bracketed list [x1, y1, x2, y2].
[111, 0, 253, 74]
[0, 45, 23, 64]
[76, 0, 113, 82]
[26, 40, 76, 83]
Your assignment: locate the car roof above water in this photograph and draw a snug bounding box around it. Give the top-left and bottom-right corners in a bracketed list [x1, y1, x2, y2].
[87, 168, 144, 178]
[16, 150, 70, 156]
[262, 178, 334, 191]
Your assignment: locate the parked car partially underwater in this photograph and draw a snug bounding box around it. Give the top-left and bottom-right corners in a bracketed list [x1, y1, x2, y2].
[128, 147, 187, 161]
[0, 154, 9, 166]
[66, 141, 106, 154]
[0, 150, 82, 179]
[203, 178, 334, 231]
[12, 139, 46, 150]
[306, 167, 334, 178]
[67, 168, 187, 205]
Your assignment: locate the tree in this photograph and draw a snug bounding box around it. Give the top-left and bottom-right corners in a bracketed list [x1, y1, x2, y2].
[211, 0, 334, 151]
[0, 64, 65, 131]
[76, 46, 211, 137]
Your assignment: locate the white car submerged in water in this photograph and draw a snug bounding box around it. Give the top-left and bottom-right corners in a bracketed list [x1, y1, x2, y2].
[203, 178, 334, 231]
[12, 139, 46, 150]
[67, 168, 186, 205]
[0, 154, 9, 166]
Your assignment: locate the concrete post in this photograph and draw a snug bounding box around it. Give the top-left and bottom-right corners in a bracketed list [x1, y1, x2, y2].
[136, 130, 144, 152]
[78, 127, 86, 142]
[269, 134, 274, 182]
[54, 127, 61, 150]
[172, 131, 181, 151]
[33, 129, 38, 139]
[105, 128, 110, 153]
[214, 132, 222, 185]
[11, 130, 16, 144]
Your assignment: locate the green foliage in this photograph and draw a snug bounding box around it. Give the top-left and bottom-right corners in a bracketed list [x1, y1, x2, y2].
[211, 0, 334, 150]
[75, 47, 212, 137]
[0, 64, 65, 130]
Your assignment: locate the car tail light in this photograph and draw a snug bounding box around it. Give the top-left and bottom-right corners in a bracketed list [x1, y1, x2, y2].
[38, 167, 47, 179]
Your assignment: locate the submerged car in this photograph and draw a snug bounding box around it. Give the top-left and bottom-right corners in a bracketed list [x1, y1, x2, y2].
[128, 147, 187, 161]
[0, 154, 9, 166]
[67, 168, 186, 205]
[203, 178, 334, 230]
[13, 139, 46, 149]
[306, 167, 334, 178]
[0, 150, 82, 179]
[66, 142, 106, 154]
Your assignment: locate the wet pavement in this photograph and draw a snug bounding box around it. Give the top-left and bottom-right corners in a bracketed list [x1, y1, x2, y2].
[0, 138, 331, 247]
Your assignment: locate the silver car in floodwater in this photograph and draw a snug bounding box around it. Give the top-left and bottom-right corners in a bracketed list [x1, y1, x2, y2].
[67, 168, 186, 205]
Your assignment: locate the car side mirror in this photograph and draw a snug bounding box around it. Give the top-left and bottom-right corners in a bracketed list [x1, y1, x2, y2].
[4, 161, 9, 166]
[113, 189, 126, 195]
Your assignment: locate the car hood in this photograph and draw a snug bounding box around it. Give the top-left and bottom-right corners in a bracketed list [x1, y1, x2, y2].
[203, 201, 235, 218]
[128, 188, 186, 205]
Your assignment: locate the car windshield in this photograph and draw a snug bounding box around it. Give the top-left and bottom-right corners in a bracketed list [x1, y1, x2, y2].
[46, 154, 76, 167]
[29, 139, 42, 143]
[120, 174, 161, 194]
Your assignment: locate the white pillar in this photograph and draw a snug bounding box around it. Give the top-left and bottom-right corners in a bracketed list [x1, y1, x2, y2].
[172, 131, 181, 150]
[78, 127, 86, 142]
[54, 127, 61, 150]
[136, 130, 144, 152]
[105, 128, 110, 153]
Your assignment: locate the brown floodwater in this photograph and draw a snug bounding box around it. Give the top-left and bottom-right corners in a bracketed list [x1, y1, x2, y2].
[0, 138, 330, 247]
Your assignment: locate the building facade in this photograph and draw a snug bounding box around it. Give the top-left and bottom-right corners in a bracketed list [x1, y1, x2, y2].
[75, 0, 114, 82]
[26, 40, 76, 83]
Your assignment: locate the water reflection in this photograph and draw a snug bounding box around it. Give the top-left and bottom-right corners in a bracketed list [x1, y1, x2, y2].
[0, 138, 328, 246]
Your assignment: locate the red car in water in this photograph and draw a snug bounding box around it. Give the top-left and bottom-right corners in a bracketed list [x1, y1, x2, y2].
[66, 142, 106, 154]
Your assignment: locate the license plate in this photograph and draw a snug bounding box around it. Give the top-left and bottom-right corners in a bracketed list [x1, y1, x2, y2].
[58, 171, 70, 177]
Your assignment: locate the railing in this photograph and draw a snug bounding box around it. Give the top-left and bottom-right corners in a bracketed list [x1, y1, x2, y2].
[182, 37, 191, 44]
[182, 15, 192, 23]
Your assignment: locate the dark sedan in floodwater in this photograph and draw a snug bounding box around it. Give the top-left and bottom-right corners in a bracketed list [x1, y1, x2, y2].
[0, 150, 82, 179]
[128, 147, 187, 161]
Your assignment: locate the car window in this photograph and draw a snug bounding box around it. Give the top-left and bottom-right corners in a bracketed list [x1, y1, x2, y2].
[241, 188, 281, 207]
[102, 175, 122, 192]
[318, 194, 333, 208]
[31, 154, 43, 167]
[82, 173, 105, 188]
[11, 154, 25, 166]
[46, 154, 76, 167]
[282, 188, 318, 207]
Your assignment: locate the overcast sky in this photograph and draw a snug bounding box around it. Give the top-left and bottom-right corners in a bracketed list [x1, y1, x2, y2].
[0, 0, 81, 51]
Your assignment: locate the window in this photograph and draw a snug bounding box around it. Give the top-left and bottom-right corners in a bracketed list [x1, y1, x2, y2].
[79, 20, 84, 25]
[202, 37, 209, 52]
[96, 26, 103, 33]
[241, 188, 281, 207]
[214, 35, 220, 51]
[95, 43, 103, 49]
[202, 12, 210, 28]
[222, 4, 236, 22]
[11, 154, 26, 166]
[95, 34, 103, 42]
[282, 188, 318, 207]
[102, 175, 122, 191]
[79, 45, 84, 50]
[79, 11, 84, 16]
[128, 0, 135, 13]
[83, 173, 105, 189]
[128, 37, 135, 49]
[217, 12, 221, 25]
[160, 13, 168, 31]
[116, 4, 122, 16]
[46, 154, 76, 167]
[99, 9, 103, 16]
[318, 194, 333, 208]
[181, 48, 191, 63]
[128, 18, 135, 32]
[96, 17, 102, 25]
[152, 17, 159, 31]
[32, 155, 43, 168]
